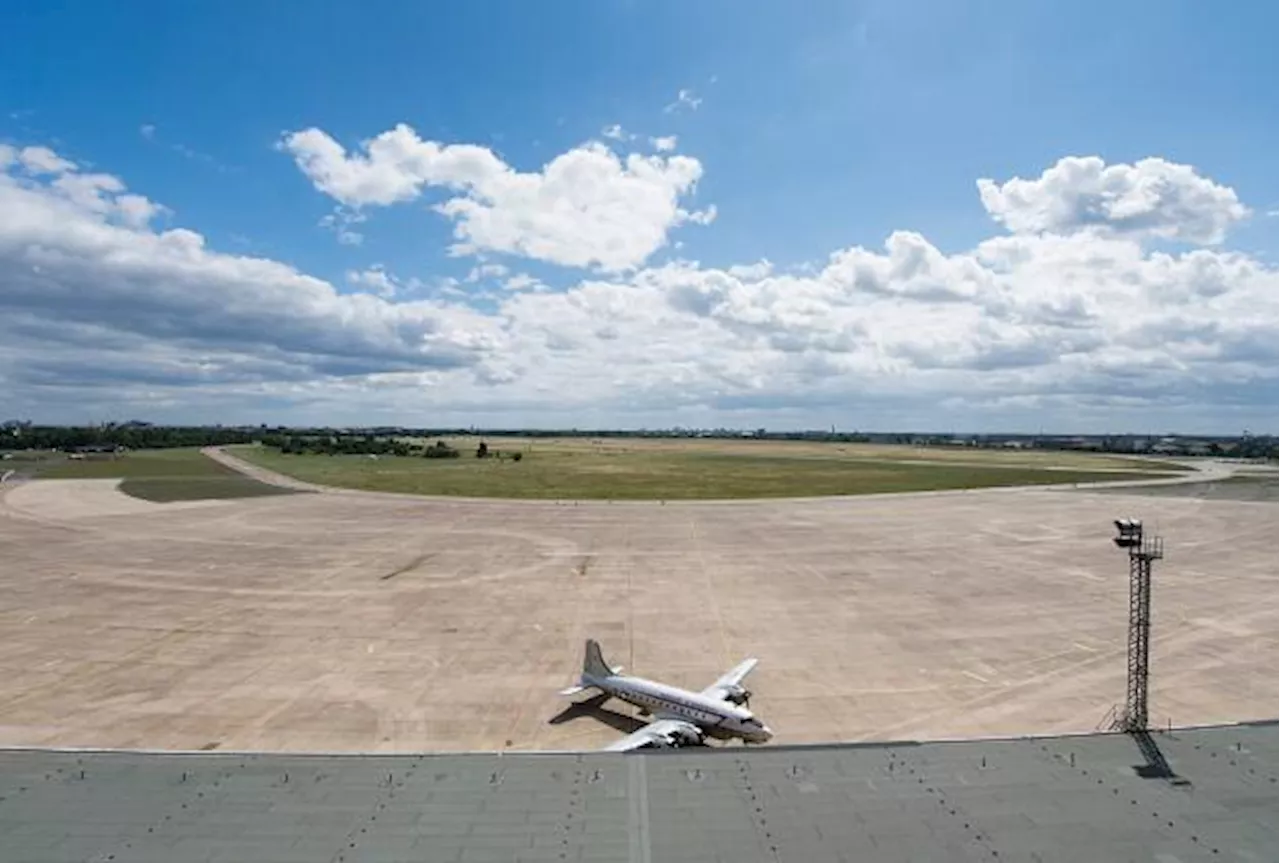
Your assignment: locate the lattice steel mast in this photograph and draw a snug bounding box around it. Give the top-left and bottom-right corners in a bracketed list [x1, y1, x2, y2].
[1112, 518, 1163, 732]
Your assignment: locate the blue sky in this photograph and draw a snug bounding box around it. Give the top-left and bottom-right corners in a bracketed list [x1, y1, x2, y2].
[1, 1, 1276, 432]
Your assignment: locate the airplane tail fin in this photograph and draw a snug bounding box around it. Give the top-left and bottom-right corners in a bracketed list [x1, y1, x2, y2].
[583, 639, 617, 678]
[558, 639, 619, 697]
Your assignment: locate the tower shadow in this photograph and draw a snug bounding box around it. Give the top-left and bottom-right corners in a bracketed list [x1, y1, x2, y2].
[1131, 730, 1190, 786]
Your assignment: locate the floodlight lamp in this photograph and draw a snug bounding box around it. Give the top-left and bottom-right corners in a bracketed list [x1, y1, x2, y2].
[1113, 516, 1145, 549]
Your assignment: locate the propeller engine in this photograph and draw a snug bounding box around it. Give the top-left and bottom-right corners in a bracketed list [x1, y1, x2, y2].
[722, 685, 752, 707]
[663, 725, 705, 748]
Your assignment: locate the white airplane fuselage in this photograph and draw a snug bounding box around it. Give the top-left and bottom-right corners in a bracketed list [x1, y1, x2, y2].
[583, 671, 772, 744]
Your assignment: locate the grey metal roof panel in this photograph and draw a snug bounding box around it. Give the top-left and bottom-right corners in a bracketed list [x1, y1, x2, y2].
[0, 722, 1274, 862]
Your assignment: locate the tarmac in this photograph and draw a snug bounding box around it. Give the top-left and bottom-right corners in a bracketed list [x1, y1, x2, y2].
[0, 458, 1275, 754]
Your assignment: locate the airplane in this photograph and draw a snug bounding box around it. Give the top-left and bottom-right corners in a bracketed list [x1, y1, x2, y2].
[558, 639, 773, 751]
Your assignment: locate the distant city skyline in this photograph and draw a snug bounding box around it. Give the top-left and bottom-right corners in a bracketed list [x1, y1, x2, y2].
[2, 2, 1276, 434]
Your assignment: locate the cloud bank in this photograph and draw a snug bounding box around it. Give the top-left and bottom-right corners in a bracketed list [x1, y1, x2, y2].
[0, 145, 500, 399]
[1, 140, 1274, 431]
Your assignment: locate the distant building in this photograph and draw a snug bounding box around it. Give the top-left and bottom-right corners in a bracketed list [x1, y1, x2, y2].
[70, 444, 123, 457]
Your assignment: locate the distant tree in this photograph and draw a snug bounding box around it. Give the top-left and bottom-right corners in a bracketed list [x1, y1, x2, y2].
[423, 440, 459, 459]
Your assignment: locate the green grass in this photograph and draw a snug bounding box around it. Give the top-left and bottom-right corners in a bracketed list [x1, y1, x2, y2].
[395, 436, 1193, 472]
[232, 440, 1173, 501]
[1, 451, 65, 472]
[36, 448, 227, 478]
[12, 448, 297, 502]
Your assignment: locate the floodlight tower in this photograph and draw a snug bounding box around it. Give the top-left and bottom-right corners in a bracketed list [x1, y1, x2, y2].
[1113, 518, 1164, 732]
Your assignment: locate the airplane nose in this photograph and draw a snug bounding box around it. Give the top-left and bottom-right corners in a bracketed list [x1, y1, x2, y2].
[760, 725, 773, 741]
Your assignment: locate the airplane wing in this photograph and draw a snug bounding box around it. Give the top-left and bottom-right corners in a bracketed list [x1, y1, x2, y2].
[602, 718, 704, 752]
[699, 657, 759, 704]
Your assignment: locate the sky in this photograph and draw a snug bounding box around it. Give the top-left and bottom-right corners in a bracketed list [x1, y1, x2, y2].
[1, 0, 1276, 433]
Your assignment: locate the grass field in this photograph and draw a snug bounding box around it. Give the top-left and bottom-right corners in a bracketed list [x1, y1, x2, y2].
[7, 448, 297, 502]
[231, 438, 1178, 500]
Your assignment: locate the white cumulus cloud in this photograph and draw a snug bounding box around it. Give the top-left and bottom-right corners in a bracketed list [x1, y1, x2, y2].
[678, 203, 717, 226]
[319, 207, 366, 246]
[279, 124, 505, 208]
[2, 144, 168, 229]
[345, 265, 400, 298]
[17, 146, 76, 175]
[651, 136, 678, 152]
[465, 262, 509, 283]
[664, 88, 702, 114]
[503, 273, 545, 292]
[280, 123, 711, 272]
[114, 194, 167, 228]
[978, 155, 1249, 245]
[727, 260, 773, 280]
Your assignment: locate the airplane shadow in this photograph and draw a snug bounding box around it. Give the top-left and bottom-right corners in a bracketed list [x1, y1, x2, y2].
[548, 692, 647, 736]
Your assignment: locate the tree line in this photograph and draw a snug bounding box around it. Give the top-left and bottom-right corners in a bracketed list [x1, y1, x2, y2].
[263, 434, 521, 461]
[1, 424, 257, 451]
[4, 422, 1274, 462]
